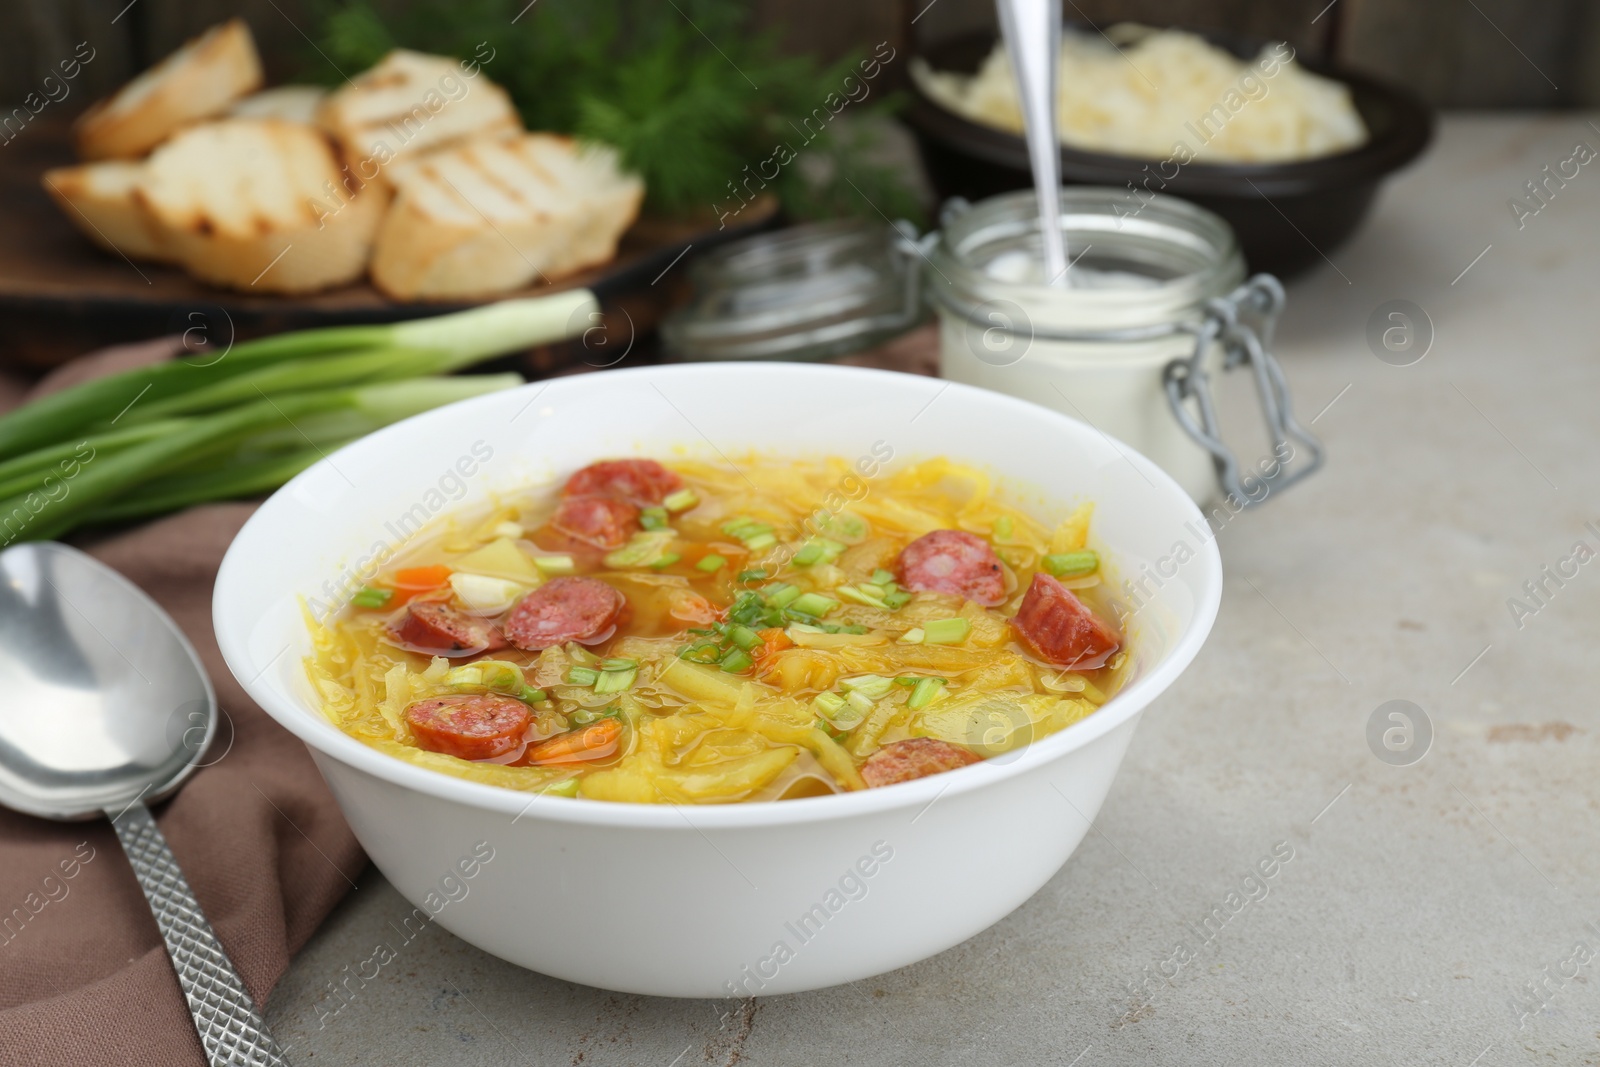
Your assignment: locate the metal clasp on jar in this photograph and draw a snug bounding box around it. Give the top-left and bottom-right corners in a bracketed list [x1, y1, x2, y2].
[1163, 275, 1325, 508]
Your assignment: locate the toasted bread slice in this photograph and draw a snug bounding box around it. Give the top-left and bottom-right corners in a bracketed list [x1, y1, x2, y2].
[134, 119, 388, 294]
[42, 161, 174, 262]
[75, 19, 263, 161]
[317, 50, 521, 176]
[371, 133, 644, 300]
[229, 85, 326, 124]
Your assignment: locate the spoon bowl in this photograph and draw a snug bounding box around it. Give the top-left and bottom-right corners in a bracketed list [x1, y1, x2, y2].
[0, 541, 214, 820]
[0, 541, 287, 1065]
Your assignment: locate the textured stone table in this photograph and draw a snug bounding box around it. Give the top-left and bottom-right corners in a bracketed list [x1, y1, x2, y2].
[267, 114, 1600, 1066]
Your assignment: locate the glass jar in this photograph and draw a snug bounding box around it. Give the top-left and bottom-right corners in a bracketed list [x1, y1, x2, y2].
[928, 188, 1322, 506]
[661, 220, 925, 362]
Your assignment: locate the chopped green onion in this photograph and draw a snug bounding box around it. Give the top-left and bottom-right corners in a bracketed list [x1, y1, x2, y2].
[727, 624, 763, 651]
[737, 568, 769, 582]
[792, 538, 846, 566]
[743, 532, 777, 552]
[679, 640, 723, 664]
[593, 667, 637, 694]
[993, 516, 1014, 540]
[1042, 550, 1099, 579]
[605, 530, 676, 568]
[533, 555, 576, 576]
[814, 692, 846, 716]
[719, 648, 754, 673]
[639, 506, 669, 530]
[816, 511, 868, 542]
[650, 553, 682, 569]
[839, 675, 894, 699]
[764, 583, 801, 608]
[857, 582, 888, 599]
[445, 660, 526, 692]
[883, 590, 913, 609]
[923, 618, 971, 645]
[788, 592, 839, 617]
[869, 569, 896, 586]
[352, 586, 393, 609]
[566, 666, 600, 686]
[907, 676, 948, 710]
[899, 627, 925, 644]
[696, 553, 727, 573]
[844, 690, 875, 716]
[663, 488, 698, 512]
[834, 585, 889, 609]
[519, 686, 546, 703]
[894, 675, 919, 686]
[721, 517, 757, 536]
[602, 657, 638, 671]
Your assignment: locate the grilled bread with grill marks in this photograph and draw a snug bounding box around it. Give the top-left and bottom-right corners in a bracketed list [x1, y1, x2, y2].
[228, 85, 326, 124]
[74, 19, 263, 161]
[132, 119, 388, 294]
[316, 50, 520, 178]
[42, 161, 173, 263]
[371, 133, 643, 300]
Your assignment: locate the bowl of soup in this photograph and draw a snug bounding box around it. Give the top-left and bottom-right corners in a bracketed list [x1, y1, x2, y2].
[214, 362, 1221, 997]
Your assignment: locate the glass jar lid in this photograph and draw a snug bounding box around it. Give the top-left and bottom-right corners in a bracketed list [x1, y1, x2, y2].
[662, 220, 926, 362]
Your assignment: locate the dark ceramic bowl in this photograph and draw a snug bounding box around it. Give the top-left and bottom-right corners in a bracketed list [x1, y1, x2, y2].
[904, 30, 1434, 278]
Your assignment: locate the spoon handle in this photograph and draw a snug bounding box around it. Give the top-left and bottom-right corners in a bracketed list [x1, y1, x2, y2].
[110, 801, 291, 1067]
[996, 0, 1069, 284]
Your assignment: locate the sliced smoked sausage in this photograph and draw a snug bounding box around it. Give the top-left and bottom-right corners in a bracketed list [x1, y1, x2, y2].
[861, 737, 983, 788]
[552, 494, 639, 549]
[1010, 572, 1121, 670]
[504, 576, 627, 650]
[562, 459, 681, 504]
[406, 694, 532, 761]
[386, 602, 507, 657]
[896, 529, 1006, 606]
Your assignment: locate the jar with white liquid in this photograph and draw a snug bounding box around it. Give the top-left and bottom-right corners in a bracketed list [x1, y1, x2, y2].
[928, 188, 1323, 506]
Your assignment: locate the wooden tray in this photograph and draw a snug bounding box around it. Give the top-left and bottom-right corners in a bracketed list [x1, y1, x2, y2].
[0, 118, 778, 370]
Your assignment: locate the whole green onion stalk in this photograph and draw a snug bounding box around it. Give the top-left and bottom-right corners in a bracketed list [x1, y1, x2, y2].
[0, 290, 597, 542]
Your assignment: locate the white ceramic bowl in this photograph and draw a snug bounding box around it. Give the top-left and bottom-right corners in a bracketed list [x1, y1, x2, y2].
[214, 362, 1221, 998]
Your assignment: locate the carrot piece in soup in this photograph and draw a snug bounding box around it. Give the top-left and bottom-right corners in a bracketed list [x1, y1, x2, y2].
[525, 718, 622, 765]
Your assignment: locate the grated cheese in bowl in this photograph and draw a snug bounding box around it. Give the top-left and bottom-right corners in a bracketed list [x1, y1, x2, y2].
[912, 24, 1367, 164]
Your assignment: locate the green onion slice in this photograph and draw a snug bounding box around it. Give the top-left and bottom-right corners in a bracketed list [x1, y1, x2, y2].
[922, 618, 970, 645]
[1042, 550, 1099, 579]
[352, 586, 393, 609]
[662, 488, 698, 512]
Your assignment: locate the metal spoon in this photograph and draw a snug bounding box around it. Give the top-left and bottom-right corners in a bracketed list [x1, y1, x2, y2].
[996, 0, 1071, 285]
[0, 542, 289, 1066]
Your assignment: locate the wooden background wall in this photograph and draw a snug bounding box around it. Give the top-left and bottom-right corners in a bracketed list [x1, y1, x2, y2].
[5, 0, 1599, 117]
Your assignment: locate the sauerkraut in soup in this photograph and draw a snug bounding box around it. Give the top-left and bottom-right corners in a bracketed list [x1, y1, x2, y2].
[306, 456, 1127, 803]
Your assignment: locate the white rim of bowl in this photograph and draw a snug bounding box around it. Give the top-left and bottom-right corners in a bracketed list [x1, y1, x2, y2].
[215, 362, 1222, 829]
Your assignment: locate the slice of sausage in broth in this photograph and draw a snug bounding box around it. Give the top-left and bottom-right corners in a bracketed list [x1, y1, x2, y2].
[897, 529, 1007, 606]
[406, 694, 532, 761]
[1010, 572, 1121, 670]
[386, 602, 507, 657]
[552, 495, 639, 549]
[504, 576, 627, 650]
[861, 737, 983, 788]
[562, 459, 681, 504]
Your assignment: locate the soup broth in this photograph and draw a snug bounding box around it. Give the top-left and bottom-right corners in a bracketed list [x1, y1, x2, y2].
[306, 456, 1127, 803]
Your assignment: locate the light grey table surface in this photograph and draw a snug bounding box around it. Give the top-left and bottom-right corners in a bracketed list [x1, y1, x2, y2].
[266, 114, 1600, 1066]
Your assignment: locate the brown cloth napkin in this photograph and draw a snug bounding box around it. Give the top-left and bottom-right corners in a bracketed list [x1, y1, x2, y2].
[0, 339, 366, 1067]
